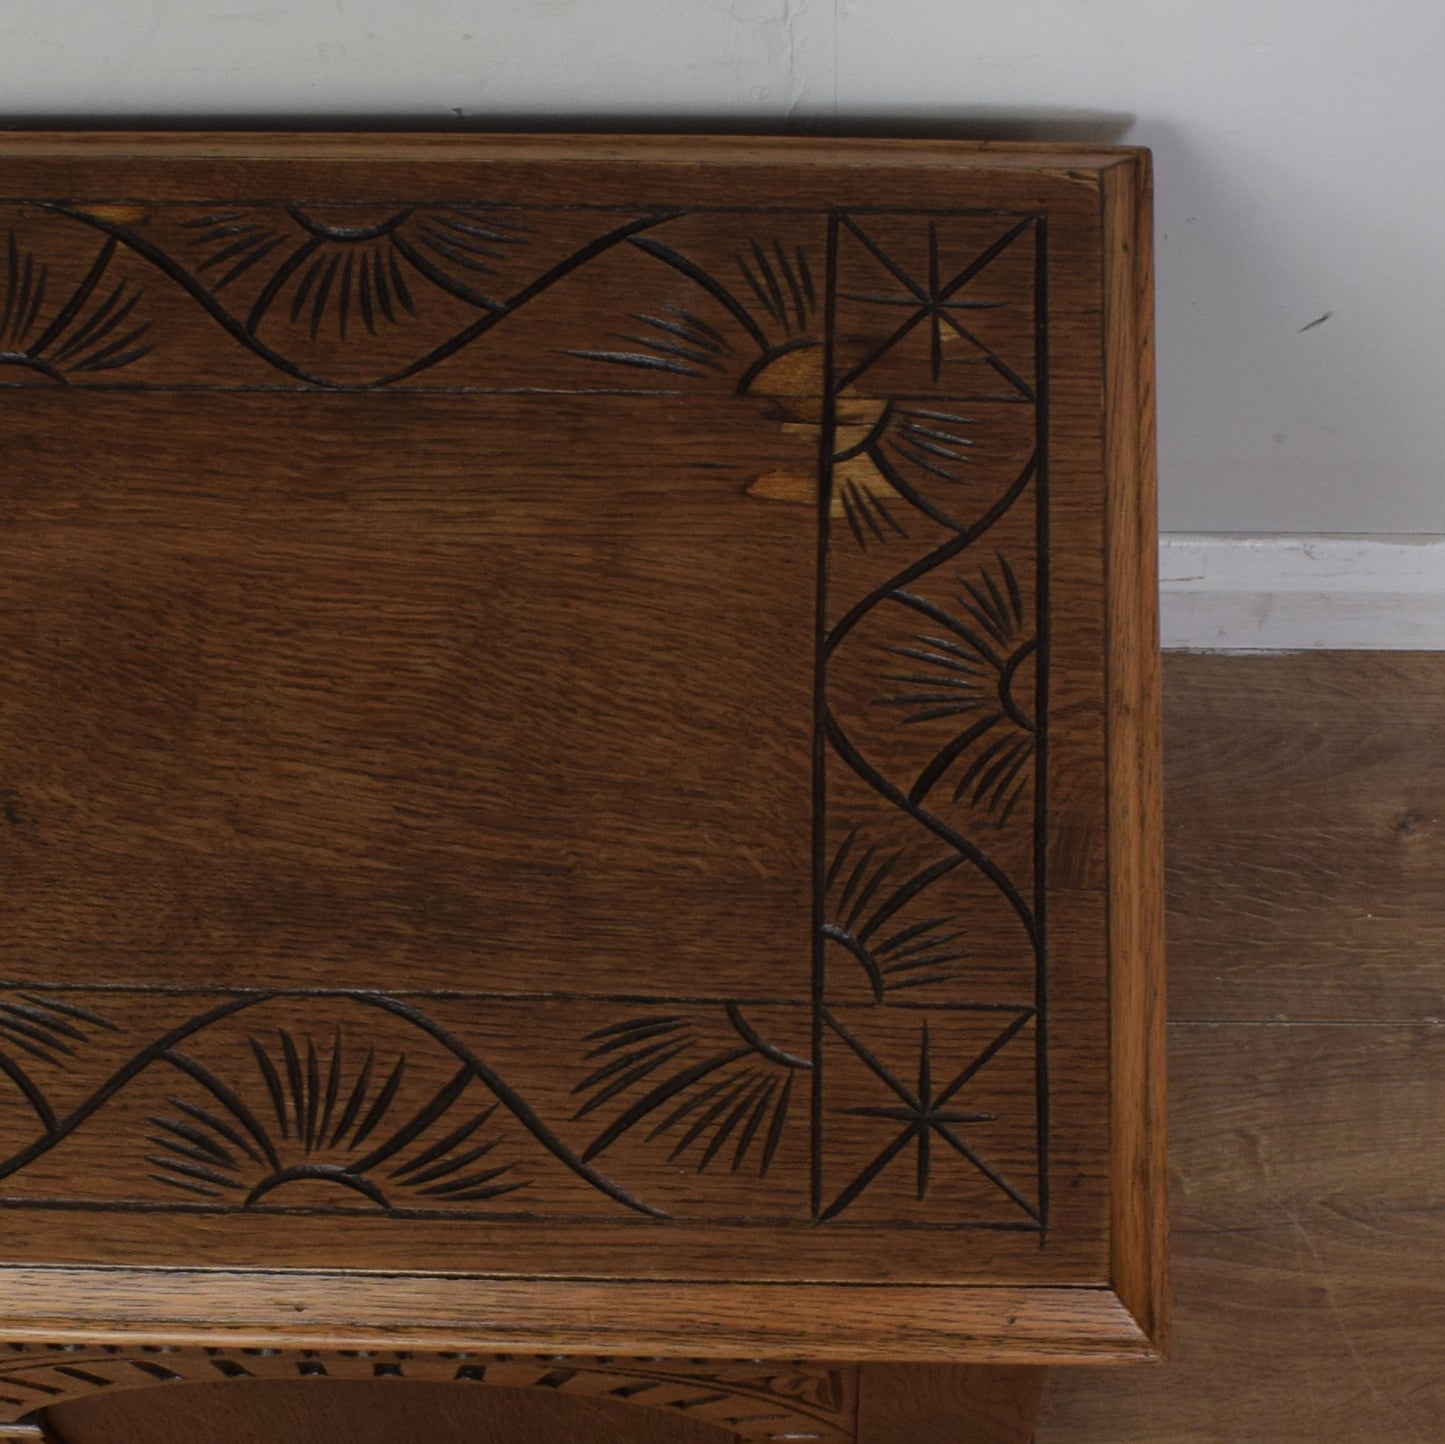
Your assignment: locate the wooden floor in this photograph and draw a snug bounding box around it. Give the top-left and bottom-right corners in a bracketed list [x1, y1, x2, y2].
[35, 652, 1445, 1442]
[1036, 651, 1445, 1443]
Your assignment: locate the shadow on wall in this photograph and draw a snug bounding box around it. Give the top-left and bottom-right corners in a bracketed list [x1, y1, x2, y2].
[0, 108, 1137, 143]
[1122, 117, 1371, 532]
[42, 107, 1369, 539]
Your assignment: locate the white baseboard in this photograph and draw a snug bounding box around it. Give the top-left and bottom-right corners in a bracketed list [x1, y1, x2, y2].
[1158, 534, 1445, 651]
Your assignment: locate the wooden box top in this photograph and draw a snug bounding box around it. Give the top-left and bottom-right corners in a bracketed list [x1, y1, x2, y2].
[0, 134, 1165, 1365]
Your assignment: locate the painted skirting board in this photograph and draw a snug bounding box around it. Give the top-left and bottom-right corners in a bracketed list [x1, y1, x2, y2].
[1159, 534, 1445, 651]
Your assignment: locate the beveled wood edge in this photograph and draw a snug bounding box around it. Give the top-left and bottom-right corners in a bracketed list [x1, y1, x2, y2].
[0, 130, 1143, 174]
[1100, 150, 1170, 1354]
[0, 1269, 1157, 1365]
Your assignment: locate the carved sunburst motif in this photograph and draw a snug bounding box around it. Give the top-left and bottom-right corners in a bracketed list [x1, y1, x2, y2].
[573, 229, 823, 390]
[822, 830, 971, 999]
[184, 204, 532, 337]
[0, 994, 117, 1135]
[147, 1027, 524, 1209]
[829, 400, 985, 548]
[874, 555, 1037, 823]
[572, 1008, 809, 1176]
[567, 301, 734, 379]
[0, 232, 154, 382]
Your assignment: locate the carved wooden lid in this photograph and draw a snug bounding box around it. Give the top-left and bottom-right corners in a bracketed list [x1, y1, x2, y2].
[0, 135, 1165, 1375]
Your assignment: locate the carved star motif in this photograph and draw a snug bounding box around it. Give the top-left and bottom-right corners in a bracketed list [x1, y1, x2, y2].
[820, 1009, 1038, 1223]
[835, 215, 1036, 395]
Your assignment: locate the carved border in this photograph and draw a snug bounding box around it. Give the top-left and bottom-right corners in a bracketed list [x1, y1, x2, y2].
[0, 200, 1048, 1231]
[811, 210, 1048, 1230]
[0, 1342, 855, 1438]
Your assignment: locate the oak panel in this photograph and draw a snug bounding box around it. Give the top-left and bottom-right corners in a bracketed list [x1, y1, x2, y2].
[0, 133, 1161, 1369]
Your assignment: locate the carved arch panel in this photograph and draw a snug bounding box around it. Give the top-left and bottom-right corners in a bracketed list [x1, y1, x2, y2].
[0, 1345, 854, 1441]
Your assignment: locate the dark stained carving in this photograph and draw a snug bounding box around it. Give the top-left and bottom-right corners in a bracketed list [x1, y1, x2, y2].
[574, 1007, 808, 1176]
[0, 202, 1048, 1232]
[0, 995, 660, 1219]
[822, 831, 973, 999]
[184, 204, 534, 332]
[146, 1026, 523, 1208]
[815, 212, 1047, 1228]
[833, 214, 1036, 395]
[0, 1343, 856, 1439]
[823, 1009, 1039, 1223]
[874, 555, 1037, 823]
[0, 996, 116, 1134]
[568, 304, 734, 378]
[23, 200, 678, 386]
[0, 232, 154, 382]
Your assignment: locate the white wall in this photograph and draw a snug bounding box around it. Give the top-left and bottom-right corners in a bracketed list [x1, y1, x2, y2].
[1, 0, 1441, 538]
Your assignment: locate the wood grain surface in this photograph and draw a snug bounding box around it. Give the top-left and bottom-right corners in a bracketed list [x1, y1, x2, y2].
[28, 651, 1441, 1441]
[1100, 148, 1169, 1356]
[0, 1273, 1150, 1365]
[40, 1380, 737, 1444]
[1161, 652, 1445, 1022]
[0, 131, 1163, 1370]
[1038, 652, 1445, 1443]
[856, 1364, 1045, 1442]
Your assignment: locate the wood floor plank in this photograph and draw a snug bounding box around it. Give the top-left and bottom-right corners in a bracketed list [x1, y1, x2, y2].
[1162, 651, 1445, 1022]
[1168, 1022, 1442, 1236]
[1037, 1020, 1445, 1442]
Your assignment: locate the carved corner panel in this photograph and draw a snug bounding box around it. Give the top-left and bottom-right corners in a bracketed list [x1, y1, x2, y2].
[0, 138, 1162, 1357]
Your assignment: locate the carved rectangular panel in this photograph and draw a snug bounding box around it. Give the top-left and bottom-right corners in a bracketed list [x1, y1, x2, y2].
[0, 135, 1164, 1363]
